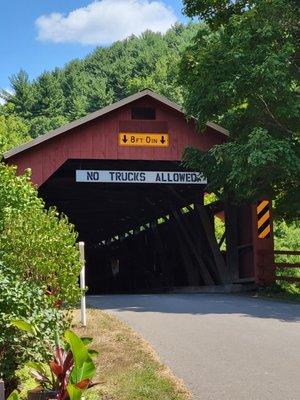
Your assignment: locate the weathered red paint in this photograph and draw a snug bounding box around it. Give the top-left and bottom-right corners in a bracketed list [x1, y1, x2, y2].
[5, 93, 275, 286]
[251, 202, 276, 285]
[6, 97, 225, 187]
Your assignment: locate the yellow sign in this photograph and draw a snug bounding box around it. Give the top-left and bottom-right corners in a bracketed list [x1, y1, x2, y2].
[257, 200, 271, 239]
[119, 132, 169, 147]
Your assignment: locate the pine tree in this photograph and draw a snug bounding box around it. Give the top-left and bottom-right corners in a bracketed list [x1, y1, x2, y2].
[34, 72, 65, 118]
[1, 70, 34, 119]
[85, 76, 114, 113]
[63, 61, 88, 120]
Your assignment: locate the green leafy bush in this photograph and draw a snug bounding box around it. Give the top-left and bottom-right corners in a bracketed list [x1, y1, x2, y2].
[0, 263, 67, 390]
[0, 108, 30, 155]
[0, 163, 42, 219]
[0, 163, 82, 389]
[0, 163, 81, 307]
[16, 365, 43, 399]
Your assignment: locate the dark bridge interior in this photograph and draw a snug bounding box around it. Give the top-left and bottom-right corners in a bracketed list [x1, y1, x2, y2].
[40, 159, 228, 293]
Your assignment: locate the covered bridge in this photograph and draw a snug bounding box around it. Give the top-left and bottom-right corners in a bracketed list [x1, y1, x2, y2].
[3, 90, 275, 293]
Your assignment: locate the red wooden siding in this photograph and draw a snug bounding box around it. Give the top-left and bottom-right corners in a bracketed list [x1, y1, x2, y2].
[7, 96, 226, 187]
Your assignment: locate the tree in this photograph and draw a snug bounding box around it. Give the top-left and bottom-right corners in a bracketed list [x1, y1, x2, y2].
[1, 70, 34, 119]
[128, 23, 200, 104]
[183, 0, 262, 28]
[128, 52, 184, 104]
[180, 0, 300, 218]
[85, 76, 114, 113]
[0, 105, 30, 154]
[28, 115, 68, 139]
[34, 71, 65, 118]
[62, 61, 88, 120]
[2, 24, 199, 135]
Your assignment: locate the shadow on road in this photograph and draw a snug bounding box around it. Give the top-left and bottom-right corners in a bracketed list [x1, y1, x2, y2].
[87, 294, 300, 323]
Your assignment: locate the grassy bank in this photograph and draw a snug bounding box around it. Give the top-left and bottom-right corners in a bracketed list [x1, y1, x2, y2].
[259, 284, 300, 303]
[72, 308, 190, 400]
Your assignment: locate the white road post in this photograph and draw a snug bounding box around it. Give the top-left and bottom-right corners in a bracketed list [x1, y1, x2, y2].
[79, 241, 87, 327]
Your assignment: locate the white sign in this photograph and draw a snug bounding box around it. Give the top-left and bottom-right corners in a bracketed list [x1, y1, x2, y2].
[76, 170, 207, 185]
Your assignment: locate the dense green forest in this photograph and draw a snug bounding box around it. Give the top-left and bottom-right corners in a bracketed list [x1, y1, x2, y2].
[0, 23, 197, 146]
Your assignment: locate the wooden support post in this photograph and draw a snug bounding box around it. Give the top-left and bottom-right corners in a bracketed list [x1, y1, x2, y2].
[224, 203, 239, 281]
[205, 200, 224, 215]
[251, 201, 275, 285]
[146, 197, 172, 287]
[168, 187, 228, 285]
[195, 203, 230, 284]
[0, 380, 4, 400]
[120, 231, 134, 291]
[218, 231, 226, 248]
[153, 221, 172, 287]
[167, 187, 216, 285]
[171, 208, 214, 285]
[79, 242, 87, 327]
[175, 225, 198, 285]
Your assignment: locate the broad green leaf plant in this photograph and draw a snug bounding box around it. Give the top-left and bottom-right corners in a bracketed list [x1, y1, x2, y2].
[11, 321, 98, 400]
[0, 263, 66, 390]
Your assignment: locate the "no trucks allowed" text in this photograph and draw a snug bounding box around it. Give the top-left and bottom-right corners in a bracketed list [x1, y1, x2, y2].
[76, 170, 207, 185]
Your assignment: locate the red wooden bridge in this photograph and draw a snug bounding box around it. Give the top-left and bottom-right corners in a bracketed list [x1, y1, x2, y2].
[3, 90, 276, 293]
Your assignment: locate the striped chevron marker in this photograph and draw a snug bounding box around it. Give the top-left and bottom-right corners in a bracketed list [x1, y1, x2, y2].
[257, 200, 271, 239]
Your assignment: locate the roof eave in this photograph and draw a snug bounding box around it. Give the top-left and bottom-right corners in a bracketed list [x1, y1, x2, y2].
[3, 90, 228, 160]
[4, 90, 185, 160]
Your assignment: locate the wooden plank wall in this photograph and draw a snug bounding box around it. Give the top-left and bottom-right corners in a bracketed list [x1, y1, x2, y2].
[7, 97, 226, 187]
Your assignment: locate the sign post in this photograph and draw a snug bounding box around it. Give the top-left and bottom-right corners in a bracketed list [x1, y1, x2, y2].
[79, 242, 86, 327]
[0, 380, 4, 400]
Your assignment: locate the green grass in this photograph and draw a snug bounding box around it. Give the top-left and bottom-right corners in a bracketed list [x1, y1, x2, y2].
[114, 366, 187, 400]
[73, 309, 190, 400]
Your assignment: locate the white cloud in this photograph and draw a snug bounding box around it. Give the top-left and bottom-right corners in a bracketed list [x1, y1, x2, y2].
[0, 88, 13, 105]
[36, 0, 177, 45]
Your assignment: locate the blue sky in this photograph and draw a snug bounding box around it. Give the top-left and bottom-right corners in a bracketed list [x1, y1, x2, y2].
[0, 0, 187, 90]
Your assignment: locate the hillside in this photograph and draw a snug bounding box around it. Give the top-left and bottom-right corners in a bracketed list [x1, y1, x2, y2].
[0, 22, 199, 140]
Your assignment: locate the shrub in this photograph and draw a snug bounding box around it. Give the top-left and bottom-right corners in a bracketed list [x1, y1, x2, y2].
[273, 219, 300, 295]
[0, 108, 30, 156]
[0, 163, 42, 219]
[0, 163, 81, 307]
[16, 365, 41, 399]
[0, 263, 67, 390]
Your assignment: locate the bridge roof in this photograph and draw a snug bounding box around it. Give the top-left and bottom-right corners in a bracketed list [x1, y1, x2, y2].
[3, 89, 228, 160]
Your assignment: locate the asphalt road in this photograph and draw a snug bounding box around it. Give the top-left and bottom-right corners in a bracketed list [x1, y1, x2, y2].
[88, 294, 300, 400]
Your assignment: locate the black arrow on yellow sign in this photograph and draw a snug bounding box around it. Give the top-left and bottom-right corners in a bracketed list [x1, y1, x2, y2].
[160, 136, 165, 144]
[122, 134, 128, 143]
